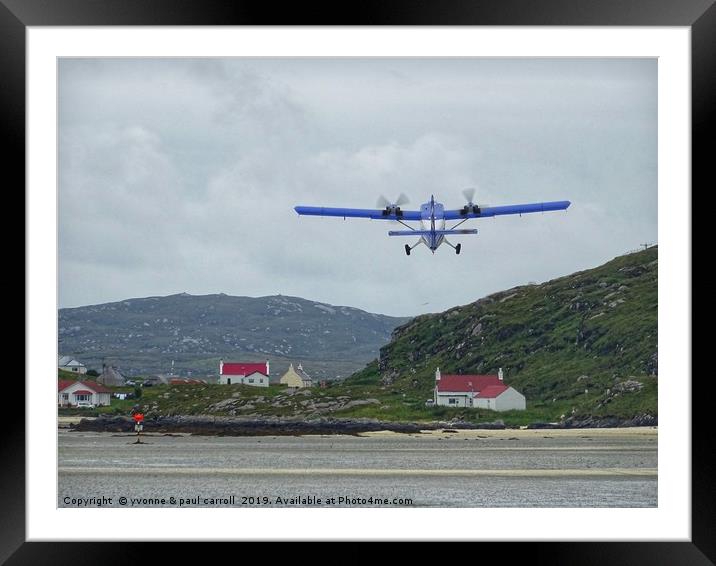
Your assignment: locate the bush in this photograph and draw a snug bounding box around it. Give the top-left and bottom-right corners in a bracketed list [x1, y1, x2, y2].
[134, 386, 143, 400]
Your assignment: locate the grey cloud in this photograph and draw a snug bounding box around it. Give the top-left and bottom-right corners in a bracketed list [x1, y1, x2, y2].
[59, 58, 656, 316]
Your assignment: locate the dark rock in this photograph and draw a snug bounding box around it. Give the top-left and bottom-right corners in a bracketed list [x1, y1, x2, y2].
[73, 415, 422, 436]
[526, 422, 563, 429]
[561, 414, 657, 428]
[71, 415, 512, 435]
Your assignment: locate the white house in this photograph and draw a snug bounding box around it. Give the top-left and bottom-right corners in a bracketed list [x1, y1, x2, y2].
[58, 355, 87, 374]
[58, 380, 112, 407]
[219, 360, 270, 387]
[434, 367, 526, 411]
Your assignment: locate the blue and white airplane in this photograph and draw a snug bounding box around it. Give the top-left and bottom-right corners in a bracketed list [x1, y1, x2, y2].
[294, 189, 571, 255]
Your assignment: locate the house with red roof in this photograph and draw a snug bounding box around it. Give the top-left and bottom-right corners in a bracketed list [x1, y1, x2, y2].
[58, 380, 112, 407]
[434, 367, 525, 411]
[219, 360, 270, 387]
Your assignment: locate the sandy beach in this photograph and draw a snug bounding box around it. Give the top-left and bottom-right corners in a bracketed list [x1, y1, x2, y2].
[59, 426, 657, 507]
[360, 426, 658, 439]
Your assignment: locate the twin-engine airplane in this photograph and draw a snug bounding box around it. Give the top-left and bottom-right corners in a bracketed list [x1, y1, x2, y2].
[294, 189, 571, 255]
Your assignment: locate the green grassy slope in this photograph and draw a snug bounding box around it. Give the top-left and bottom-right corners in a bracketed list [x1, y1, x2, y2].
[343, 246, 658, 422]
[60, 248, 657, 426]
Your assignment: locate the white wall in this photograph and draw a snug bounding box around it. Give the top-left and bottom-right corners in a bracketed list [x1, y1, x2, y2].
[474, 397, 493, 410]
[494, 387, 526, 411]
[93, 392, 111, 407]
[59, 364, 87, 374]
[435, 391, 471, 407]
[474, 387, 526, 411]
[58, 382, 111, 406]
[220, 372, 269, 387]
[242, 372, 269, 387]
[437, 387, 526, 411]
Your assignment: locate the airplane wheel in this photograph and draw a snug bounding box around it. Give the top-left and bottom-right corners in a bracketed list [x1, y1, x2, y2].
[405, 244, 411, 256]
[455, 244, 461, 255]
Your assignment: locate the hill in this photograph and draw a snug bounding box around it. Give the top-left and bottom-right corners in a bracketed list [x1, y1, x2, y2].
[343, 246, 658, 422]
[69, 248, 657, 426]
[58, 293, 410, 380]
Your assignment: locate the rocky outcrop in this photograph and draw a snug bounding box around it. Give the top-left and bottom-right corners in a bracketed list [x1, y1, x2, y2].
[562, 413, 657, 428]
[71, 415, 507, 436]
[527, 413, 657, 429]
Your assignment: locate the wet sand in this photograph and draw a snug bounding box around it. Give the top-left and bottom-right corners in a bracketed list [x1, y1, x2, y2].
[58, 427, 657, 507]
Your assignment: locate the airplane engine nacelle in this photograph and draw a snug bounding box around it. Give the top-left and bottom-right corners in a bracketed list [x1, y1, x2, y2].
[382, 206, 403, 217]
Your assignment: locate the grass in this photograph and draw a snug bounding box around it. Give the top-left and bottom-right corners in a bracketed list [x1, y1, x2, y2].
[58, 248, 657, 425]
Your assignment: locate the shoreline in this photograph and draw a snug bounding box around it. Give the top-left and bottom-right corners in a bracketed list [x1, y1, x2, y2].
[65, 414, 658, 436]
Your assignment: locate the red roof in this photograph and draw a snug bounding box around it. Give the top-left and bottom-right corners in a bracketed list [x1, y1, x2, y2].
[73, 389, 93, 395]
[437, 374, 503, 393]
[83, 381, 113, 393]
[58, 380, 112, 394]
[221, 362, 268, 376]
[474, 384, 509, 399]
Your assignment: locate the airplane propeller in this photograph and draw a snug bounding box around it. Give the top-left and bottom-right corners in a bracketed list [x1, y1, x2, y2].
[460, 187, 487, 215]
[377, 193, 410, 217]
[377, 193, 409, 208]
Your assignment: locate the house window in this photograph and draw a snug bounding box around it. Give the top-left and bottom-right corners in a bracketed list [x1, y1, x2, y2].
[75, 394, 90, 402]
[248, 378, 255, 383]
[62, 394, 69, 400]
[448, 398, 458, 405]
[72, 367, 78, 372]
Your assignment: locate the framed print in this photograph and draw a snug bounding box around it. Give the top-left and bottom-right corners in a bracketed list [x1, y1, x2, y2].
[8, 0, 710, 563]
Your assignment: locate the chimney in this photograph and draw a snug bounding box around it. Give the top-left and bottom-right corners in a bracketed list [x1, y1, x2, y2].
[266, 359, 270, 376]
[498, 367, 504, 381]
[219, 359, 224, 374]
[434, 367, 441, 405]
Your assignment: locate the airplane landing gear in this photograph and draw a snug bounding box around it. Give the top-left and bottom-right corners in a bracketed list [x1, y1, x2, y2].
[405, 244, 411, 256]
[455, 243, 461, 255]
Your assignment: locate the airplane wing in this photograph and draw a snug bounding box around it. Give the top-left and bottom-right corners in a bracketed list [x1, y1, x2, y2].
[443, 200, 571, 221]
[294, 206, 422, 221]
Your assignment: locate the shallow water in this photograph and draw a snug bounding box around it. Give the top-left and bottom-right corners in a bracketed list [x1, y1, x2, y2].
[58, 429, 657, 508]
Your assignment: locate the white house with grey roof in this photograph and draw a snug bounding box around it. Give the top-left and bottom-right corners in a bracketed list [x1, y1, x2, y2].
[58, 355, 87, 375]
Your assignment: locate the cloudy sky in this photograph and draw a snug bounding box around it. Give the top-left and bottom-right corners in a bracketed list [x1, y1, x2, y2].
[59, 58, 656, 317]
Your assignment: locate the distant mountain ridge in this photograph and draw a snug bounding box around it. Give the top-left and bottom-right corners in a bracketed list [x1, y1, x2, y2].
[58, 293, 411, 379]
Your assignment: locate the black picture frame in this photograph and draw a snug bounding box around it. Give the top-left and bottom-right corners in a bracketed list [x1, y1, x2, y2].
[8, 0, 708, 563]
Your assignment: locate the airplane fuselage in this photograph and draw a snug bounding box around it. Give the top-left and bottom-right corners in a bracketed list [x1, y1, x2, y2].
[419, 196, 446, 252]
